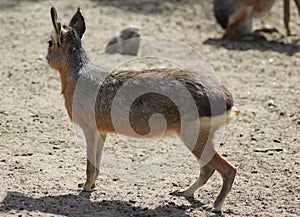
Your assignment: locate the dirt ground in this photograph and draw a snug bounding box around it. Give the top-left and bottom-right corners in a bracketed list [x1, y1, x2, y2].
[0, 0, 299, 216]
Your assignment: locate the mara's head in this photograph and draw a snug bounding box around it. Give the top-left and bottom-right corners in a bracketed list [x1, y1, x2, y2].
[46, 7, 86, 71]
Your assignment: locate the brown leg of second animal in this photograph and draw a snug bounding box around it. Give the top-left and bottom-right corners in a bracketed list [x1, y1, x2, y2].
[284, 0, 291, 36]
[285, 0, 300, 36]
[294, 0, 300, 15]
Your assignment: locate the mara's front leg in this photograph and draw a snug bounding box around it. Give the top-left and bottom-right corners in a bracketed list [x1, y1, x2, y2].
[93, 132, 107, 188]
[83, 128, 106, 191]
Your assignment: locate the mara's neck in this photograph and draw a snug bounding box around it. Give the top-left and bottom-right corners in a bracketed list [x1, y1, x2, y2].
[58, 47, 89, 95]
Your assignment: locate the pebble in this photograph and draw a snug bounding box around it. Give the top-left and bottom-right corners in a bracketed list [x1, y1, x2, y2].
[279, 111, 285, 116]
[254, 147, 284, 153]
[267, 100, 277, 108]
[168, 201, 176, 206]
[172, 183, 178, 187]
[251, 137, 257, 141]
[129, 199, 136, 204]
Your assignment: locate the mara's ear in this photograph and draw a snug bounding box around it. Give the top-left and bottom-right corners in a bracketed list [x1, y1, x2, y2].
[69, 7, 86, 39]
[50, 7, 62, 45]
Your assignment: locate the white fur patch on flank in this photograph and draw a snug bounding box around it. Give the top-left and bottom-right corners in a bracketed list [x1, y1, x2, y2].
[199, 106, 240, 129]
[227, 106, 240, 123]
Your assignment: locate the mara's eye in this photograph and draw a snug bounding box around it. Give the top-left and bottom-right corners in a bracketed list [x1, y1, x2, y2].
[48, 40, 53, 47]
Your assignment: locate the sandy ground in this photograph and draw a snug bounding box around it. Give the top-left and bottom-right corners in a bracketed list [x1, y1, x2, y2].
[0, 0, 299, 216]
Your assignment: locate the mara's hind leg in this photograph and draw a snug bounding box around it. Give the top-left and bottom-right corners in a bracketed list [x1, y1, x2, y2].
[206, 152, 236, 213]
[83, 128, 106, 191]
[173, 165, 215, 198]
[173, 127, 236, 213]
[173, 129, 215, 197]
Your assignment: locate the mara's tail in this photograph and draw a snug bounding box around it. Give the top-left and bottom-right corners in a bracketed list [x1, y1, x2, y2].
[226, 106, 240, 123]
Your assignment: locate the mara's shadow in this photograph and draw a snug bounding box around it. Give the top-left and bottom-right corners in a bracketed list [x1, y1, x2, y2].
[203, 37, 300, 56]
[0, 191, 225, 217]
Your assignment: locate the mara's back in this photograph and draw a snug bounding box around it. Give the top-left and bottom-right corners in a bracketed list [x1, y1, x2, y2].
[94, 68, 233, 135]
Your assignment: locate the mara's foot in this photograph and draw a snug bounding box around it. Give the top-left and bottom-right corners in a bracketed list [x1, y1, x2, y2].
[170, 189, 194, 198]
[202, 204, 222, 214]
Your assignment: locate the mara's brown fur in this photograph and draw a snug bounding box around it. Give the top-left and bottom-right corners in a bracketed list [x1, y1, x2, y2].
[47, 7, 240, 213]
[214, 0, 300, 38]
